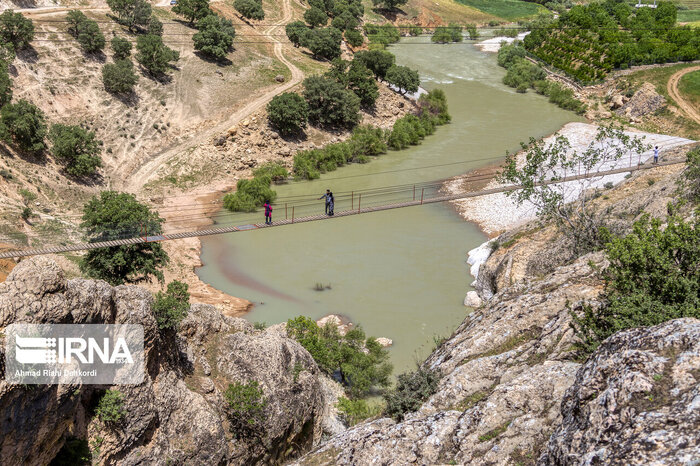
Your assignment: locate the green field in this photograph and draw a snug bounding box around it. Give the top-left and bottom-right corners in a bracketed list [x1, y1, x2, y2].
[678, 9, 700, 22]
[679, 70, 700, 110]
[453, 0, 543, 20]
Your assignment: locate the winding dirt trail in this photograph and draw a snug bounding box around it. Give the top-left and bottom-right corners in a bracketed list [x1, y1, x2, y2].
[667, 65, 700, 126]
[124, 0, 304, 191]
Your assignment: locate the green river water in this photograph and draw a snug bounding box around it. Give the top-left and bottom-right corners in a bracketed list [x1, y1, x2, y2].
[197, 38, 583, 373]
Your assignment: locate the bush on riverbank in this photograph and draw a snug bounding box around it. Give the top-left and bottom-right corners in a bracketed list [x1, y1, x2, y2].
[292, 89, 450, 180]
[533, 80, 586, 114]
[286, 316, 393, 398]
[222, 175, 276, 212]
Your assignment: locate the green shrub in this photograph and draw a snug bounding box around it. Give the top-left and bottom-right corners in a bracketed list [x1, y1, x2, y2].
[350, 125, 387, 157]
[222, 175, 276, 212]
[337, 397, 382, 426]
[253, 161, 289, 181]
[497, 41, 526, 69]
[286, 316, 392, 398]
[102, 59, 138, 95]
[111, 36, 132, 59]
[95, 389, 126, 423]
[153, 280, 189, 330]
[49, 124, 102, 177]
[224, 381, 267, 434]
[292, 150, 321, 180]
[234, 0, 264, 20]
[681, 148, 700, 201]
[192, 14, 236, 61]
[418, 89, 451, 124]
[383, 367, 440, 421]
[571, 213, 700, 354]
[0, 99, 47, 153]
[51, 437, 91, 466]
[502, 58, 546, 90]
[385, 65, 420, 95]
[303, 75, 360, 128]
[303, 27, 342, 60]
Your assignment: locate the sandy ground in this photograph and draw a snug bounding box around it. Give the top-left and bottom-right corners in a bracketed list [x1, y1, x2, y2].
[446, 122, 696, 236]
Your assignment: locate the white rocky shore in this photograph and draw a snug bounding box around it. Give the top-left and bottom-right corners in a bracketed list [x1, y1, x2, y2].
[458, 123, 695, 307]
[474, 32, 529, 53]
[452, 122, 695, 236]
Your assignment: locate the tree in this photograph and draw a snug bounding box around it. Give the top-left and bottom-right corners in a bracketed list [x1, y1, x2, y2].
[148, 15, 163, 36]
[304, 7, 328, 28]
[0, 65, 12, 108]
[385, 64, 419, 95]
[0, 10, 34, 50]
[384, 368, 440, 421]
[681, 148, 700, 202]
[344, 28, 363, 47]
[304, 27, 342, 60]
[303, 75, 360, 128]
[234, 0, 265, 21]
[106, 0, 152, 32]
[136, 34, 179, 76]
[173, 0, 211, 25]
[76, 19, 106, 53]
[49, 124, 102, 177]
[347, 60, 378, 107]
[571, 213, 700, 354]
[371, 0, 408, 10]
[266, 92, 308, 136]
[80, 191, 170, 285]
[0, 99, 47, 153]
[354, 49, 395, 80]
[111, 36, 132, 59]
[66, 10, 87, 37]
[498, 125, 648, 253]
[193, 14, 236, 61]
[153, 280, 190, 330]
[102, 59, 138, 94]
[285, 21, 309, 48]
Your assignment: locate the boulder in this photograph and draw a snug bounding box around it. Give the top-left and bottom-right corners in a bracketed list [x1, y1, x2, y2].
[463, 290, 482, 308]
[275, 75, 285, 83]
[615, 82, 666, 119]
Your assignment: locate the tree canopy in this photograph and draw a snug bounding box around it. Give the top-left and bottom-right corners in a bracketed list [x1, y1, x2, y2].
[80, 191, 169, 285]
[49, 124, 102, 177]
[303, 75, 360, 128]
[385, 64, 420, 95]
[106, 0, 152, 32]
[192, 14, 236, 61]
[234, 0, 265, 21]
[304, 7, 328, 28]
[136, 34, 179, 76]
[266, 92, 309, 136]
[354, 49, 395, 80]
[0, 65, 12, 108]
[66, 11, 106, 53]
[0, 10, 34, 50]
[0, 99, 47, 153]
[111, 36, 132, 59]
[173, 0, 211, 24]
[370, 0, 408, 10]
[285, 21, 309, 48]
[303, 27, 342, 60]
[102, 59, 139, 94]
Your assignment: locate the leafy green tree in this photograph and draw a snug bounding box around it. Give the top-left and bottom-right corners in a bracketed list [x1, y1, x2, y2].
[385, 64, 419, 95]
[106, 0, 152, 32]
[465, 23, 478, 40]
[354, 49, 395, 80]
[498, 125, 648, 253]
[370, 0, 408, 10]
[285, 21, 309, 48]
[252, 161, 289, 181]
[173, 0, 211, 24]
[572, 212, 700, 353]
[431, 27, 453, 44]
[95, 389, 126, 423]
[350, 125, 386, 156]
[303, 75, 360, 128]
[0, 65, 12, 108]
[234, 0, 265, 21]
[148, 15, 163, 36]
[224, 381, 267, 435]
[111, 36, 132, 59]
[193, 14, 235, 61]
[66, 10, 87, 37]
[153, 280, 190, 330]
[48, 124, 102, 177]
[223, 175, 276, 212]
[418, 88, 451, 124]
[347, 60, 378, 107]
[266, 92, 309, 136]
[80, 191, 169, 285]
[304, 6, 328, 28]
[286, 316, 392, 397]
[332, 10, 358, 31]
[0, 99, 47, 153]
[303, 27, 342, 60]
[102, 59, 138, 94]
[497, 41, 526, 69]
[502, 59, 546, 92]
[0, 10, 34, 50]
[344, 28, 363, 47]
[136, 34, 179, 76]
[76, 19, 106, 53]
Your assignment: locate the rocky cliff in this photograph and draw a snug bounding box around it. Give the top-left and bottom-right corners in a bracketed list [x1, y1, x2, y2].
[0, 257, 328, 465]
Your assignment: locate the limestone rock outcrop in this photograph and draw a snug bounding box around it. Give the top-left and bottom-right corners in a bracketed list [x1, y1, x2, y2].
[0, 257, 327, 465]
[615, 82, 666, 119]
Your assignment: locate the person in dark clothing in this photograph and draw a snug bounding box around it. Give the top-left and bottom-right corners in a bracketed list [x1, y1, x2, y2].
[264, 201, 272, 225]
[319, 189, 334, 215]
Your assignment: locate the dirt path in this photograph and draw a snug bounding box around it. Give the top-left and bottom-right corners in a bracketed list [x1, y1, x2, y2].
[124, 0, 304, 191]
[667, 65, 700, 126]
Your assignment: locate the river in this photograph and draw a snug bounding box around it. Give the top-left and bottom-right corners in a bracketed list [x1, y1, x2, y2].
[197, 37, 583, 373]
